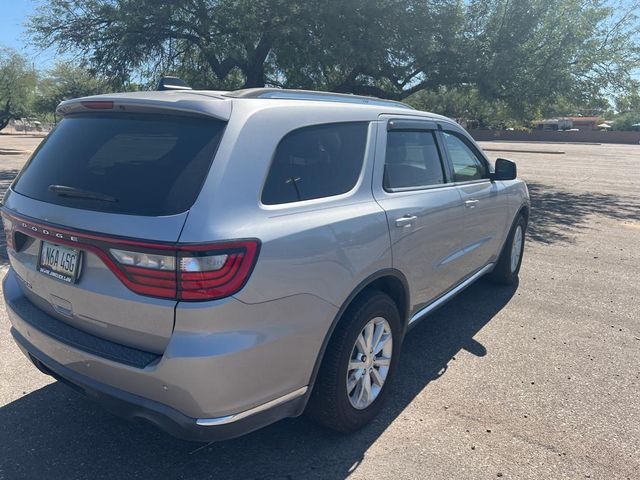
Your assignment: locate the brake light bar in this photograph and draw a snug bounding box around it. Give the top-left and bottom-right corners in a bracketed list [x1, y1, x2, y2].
[81, 100, 114, 110]
[2, 210, 260, 302]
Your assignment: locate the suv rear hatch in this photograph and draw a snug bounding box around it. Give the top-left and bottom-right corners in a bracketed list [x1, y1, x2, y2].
[2, 93, 230, 353]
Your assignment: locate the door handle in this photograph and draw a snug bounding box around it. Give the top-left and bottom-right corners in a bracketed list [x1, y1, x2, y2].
[464, 199, 479, 208]
[395, 215, 417, 228]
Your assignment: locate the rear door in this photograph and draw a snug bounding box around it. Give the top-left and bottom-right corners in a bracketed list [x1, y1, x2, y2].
[439, 127, 509, 273]
[372, 117, 469, 313]
[3, 111, 226, 353]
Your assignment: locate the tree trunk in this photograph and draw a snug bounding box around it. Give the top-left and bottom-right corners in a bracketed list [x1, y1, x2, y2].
[0, 99, 11, 131]
[243, 66, 266, 88]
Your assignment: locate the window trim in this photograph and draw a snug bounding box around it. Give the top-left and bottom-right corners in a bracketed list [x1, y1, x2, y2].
[259, 121, 370, 206]
[440, 129, 492, 185]
[382, 126, 453, 194]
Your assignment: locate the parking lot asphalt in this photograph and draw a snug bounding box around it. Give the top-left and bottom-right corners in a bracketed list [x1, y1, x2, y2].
[0, 134, 638, 480]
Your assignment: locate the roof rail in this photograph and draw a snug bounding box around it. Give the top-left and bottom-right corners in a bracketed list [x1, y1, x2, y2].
[225, 88, 413, 109]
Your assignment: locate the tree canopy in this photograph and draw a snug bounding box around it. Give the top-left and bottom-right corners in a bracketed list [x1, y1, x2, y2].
[0, 49, 38, 130]
[23, 0, 640, 121]
[34, 61, 117, 115]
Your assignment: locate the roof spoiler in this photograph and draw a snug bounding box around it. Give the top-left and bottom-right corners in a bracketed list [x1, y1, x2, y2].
[157, 76, 192, 91]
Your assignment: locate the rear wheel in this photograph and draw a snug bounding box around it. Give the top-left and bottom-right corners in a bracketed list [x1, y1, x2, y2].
[489, 214, 526, 285]
[306, 290, 402, 432]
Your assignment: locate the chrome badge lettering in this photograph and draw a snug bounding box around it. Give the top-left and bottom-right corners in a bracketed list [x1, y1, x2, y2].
[19, 221, 79, 242]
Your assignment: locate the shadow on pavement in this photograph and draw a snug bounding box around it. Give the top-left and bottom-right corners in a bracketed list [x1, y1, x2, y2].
[0, 280, 516, 480]
[526, 182, 640, 244]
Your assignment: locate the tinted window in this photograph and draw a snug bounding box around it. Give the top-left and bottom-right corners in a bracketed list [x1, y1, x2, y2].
[261, 122, 368, 205]
[384, 130, 445, 190]
[13, 114, 225, 216]
[442, 131, 487, 182]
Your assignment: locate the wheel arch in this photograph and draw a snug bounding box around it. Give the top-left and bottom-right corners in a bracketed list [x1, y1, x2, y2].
[302, 269, 410, 403]
[518, 203, 530, 226]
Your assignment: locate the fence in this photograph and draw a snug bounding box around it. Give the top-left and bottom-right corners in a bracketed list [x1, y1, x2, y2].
[468, 129, 640, 145]
[1, 119, 54, 135]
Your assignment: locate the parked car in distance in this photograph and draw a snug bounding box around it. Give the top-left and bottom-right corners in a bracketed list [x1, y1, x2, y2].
[2, 87, 529, 441]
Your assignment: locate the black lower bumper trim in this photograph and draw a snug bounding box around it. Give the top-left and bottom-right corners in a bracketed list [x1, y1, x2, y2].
[4, 271, 160, 368]
[11, 328, 306, 442]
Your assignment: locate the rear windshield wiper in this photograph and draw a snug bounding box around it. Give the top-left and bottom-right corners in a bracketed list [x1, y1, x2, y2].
[48, 185, 118, 203]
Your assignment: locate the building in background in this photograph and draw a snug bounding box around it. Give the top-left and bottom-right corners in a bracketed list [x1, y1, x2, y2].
[533, 116, 606, 131]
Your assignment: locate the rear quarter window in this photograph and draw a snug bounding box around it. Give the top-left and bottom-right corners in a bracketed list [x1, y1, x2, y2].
[261, 122, 369, 205]
[12, 113, 226, 216]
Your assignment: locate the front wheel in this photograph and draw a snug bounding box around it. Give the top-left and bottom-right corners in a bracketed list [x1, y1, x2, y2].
[489, 214, 527, 285]
[305, 290, 402, 432]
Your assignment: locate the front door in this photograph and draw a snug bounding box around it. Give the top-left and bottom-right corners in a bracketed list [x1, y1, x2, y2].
[440, 129, 509, 273]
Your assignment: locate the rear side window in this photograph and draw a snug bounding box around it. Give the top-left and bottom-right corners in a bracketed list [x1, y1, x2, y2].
[13, 113, 225, 216]
[261, 122, 368, 205]
[384, 130, 446, 190]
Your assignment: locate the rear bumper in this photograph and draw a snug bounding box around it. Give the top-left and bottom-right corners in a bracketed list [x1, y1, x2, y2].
[3, 268, 332, 441]
[12, 328, 305, 442]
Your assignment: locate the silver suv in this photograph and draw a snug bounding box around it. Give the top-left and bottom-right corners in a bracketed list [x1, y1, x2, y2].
[2, 88, 529, 441]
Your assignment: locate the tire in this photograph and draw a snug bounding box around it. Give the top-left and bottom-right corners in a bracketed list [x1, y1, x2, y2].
[489, 214, 527, 285]
[305, 289, 403, 432]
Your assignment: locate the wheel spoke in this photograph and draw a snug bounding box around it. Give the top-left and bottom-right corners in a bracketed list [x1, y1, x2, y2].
[361, 372, 372, 405]
[349, 360, 366, 371]
[370, 367, 385, 387]
[355, 333, 368, 355]
[347, 372, 360, 394]
[371, 322, 385, 353]
[363, 322, 374, 351]
[373, 333, 391, 355]
[374, 356, 391, 367]
[355, 375, 367, 405]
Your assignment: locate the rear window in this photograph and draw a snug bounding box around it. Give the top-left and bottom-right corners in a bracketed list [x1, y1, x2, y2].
[261, 122, 369, 205]
[13, 113, 226, 216]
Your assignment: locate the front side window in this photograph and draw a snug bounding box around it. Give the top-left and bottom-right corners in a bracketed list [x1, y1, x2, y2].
[261, 122, 368, 205]
[442, 131, 487, 182]
[384, 130, 446, 190]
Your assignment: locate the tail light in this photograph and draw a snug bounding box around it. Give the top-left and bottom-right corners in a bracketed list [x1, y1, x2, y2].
[2, 216, 15, 250]
[108, 241, 259, 300]
[2, 209, 259, 302]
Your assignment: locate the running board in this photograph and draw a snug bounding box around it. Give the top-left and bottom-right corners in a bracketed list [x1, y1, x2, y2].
[408, 263, 494, 326]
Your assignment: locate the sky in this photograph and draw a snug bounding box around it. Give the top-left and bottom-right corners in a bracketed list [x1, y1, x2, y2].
[0, 0, 59, 67]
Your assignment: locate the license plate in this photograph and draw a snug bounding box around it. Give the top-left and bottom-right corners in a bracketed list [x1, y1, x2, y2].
[38, 241, 82, 283]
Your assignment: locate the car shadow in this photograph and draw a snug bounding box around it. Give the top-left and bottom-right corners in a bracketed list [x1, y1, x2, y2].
[0, 279, 517, 479]
[526, 182, 640, 244]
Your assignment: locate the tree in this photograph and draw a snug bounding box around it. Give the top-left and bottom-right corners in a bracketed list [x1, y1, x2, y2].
[407, 87, 515, 129]
[34, 61, 113, 116]
[464, 0, 640, 119]
[28, 0, 467, 97]
[28, 0, 640, 117]
[0, 49, 37, 130]
[612, 111, 640, 130]
[614, 80, 640, 113]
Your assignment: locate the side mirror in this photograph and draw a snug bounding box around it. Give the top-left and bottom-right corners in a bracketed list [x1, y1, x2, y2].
[491, 158, 517, 181]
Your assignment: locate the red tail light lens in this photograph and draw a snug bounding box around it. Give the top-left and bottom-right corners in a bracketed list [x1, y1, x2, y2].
[108, 241, 260, 301]
[177, 241, 259, 300]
